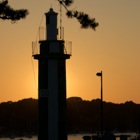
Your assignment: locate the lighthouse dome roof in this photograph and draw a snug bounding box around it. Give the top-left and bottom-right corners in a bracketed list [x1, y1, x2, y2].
[45, 7, 57, 15]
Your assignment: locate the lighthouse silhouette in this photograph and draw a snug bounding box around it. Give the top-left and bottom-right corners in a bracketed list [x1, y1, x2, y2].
[32, 8, 72, 140]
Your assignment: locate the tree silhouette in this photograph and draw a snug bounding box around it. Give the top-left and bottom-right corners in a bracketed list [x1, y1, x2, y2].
[0, 0, 98, 29]
[58, 0, 99, 30]
[0, 0, 28, 22]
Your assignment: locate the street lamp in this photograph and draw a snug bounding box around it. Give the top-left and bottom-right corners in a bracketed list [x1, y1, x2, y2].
[96, 71, 103, 137]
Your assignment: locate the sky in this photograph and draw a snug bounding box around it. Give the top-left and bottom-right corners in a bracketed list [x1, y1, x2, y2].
[0, 0, 140, 103]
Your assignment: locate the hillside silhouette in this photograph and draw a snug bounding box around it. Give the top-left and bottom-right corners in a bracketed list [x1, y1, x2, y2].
[0, 97, 140, 136]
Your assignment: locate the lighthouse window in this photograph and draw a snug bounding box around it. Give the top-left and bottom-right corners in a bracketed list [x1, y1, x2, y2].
[57, 28, 58, 35]
[47, 16, 50, 24]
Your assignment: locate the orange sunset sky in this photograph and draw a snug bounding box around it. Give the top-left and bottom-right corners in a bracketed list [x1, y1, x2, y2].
[0, 0, 140, 103]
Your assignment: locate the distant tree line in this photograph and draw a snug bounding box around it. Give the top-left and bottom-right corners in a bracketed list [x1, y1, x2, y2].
[0, 98, 38, 136]
[67, 97, 140, 133]
[0, 97, 140, 136]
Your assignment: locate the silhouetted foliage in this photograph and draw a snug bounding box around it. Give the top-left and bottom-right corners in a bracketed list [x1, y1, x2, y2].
[0, 97, 140, 136]
[0, 0, 98, 29]
[58, 0, 99, 30]
[0, 98, 38, 136]
[0, 0, 28, 22]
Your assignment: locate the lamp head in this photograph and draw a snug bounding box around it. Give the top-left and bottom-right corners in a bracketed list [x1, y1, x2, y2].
[96, 71, 102, 76]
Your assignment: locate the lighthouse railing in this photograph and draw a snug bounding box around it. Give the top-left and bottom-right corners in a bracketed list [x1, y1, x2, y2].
[64, 41, 72, 56]
[39, 26, 46, 41]
[32, 41, 40, 56]
[32, 40, 72, 56]
[39, 26, 64, 41]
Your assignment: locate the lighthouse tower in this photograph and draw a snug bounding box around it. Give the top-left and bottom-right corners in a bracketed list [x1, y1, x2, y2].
[32, 8, 71, 140]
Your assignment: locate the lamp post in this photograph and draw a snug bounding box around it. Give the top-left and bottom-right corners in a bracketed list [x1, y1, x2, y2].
[96, 71, 103, 137]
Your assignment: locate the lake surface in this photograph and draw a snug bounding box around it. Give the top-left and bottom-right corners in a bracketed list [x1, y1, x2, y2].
[0, 134, 86, 140]
[0, 134, 84, 140]
[0, 133, 137, 140]
[0, 134, 92, 140]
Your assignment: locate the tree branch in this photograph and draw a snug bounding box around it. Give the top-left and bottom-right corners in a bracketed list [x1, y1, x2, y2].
[58, 0, 99, 30]
[0, 0, 29, 22]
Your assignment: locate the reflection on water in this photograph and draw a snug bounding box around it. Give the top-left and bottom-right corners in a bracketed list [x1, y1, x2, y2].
[0, 134, 86, 140]
[0, 133, 137, 140]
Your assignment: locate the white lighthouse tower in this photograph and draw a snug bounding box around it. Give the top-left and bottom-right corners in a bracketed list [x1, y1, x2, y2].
[32, 8, 72, 140]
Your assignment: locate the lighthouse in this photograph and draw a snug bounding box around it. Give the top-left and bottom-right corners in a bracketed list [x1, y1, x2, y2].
[32, 8, 72, 140]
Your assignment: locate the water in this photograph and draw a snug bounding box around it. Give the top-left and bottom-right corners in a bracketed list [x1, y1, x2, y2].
[0, 133, 137, 140]
[0, 134, 86, 140]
